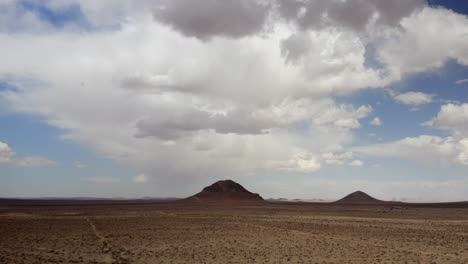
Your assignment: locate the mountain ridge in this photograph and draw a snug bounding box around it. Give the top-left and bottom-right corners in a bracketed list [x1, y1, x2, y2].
[334, 190, 386, 204]
[182, 179, 264, 203]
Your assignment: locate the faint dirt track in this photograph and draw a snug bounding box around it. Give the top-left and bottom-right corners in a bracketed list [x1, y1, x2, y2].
[86, 217, 113, 263]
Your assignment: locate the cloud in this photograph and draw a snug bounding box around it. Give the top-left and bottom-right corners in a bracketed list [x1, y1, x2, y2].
[81, 177, 121, 183]
[348, 159, 364, 167]
[333, 119, 361, 129]
[73, 161, 88, 168]
[0, 141, 15, 163]
[133, 98, 370, 140]
[279, 151, 322, 173]
[0, 141, 57, 167]
[152, 0, 424, 41]
[133, 173, 149, 183]
[135, 107, 273, 139]
[393, 92, 433, 105]
[153, 0, 270, 40]
[312, 105, 372, 128]
[322, 151, 353, 165]
[456, 79, 468, 85]
[356, 103, 468, 167]
[1, 1, 468, 189]
[377, 7, 468, 76]
[15, 156, 58, 167]
[277, 0, 425, 31]
[354, 135, 468, 166]
[369, 117, 383, 126]
[425, 103, 468, 136]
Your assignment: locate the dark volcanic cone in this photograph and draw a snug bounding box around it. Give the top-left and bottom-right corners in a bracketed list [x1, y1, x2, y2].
[334, 191, 384, 204]
[183, 180, 264, 203]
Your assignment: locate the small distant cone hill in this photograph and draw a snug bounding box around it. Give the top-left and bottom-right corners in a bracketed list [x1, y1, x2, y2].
[334, 191, 385, 204]
[183, 180, 264, 203]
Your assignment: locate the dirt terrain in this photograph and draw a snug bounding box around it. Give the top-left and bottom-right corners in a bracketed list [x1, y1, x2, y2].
[1, 202, 468, 264]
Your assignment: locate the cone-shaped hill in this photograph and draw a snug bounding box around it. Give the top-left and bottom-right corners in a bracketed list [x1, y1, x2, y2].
[182, 180, 264, 203]
[334, 191, 385, 204]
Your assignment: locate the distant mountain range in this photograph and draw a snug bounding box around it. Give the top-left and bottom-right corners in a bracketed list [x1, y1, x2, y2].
[1, 180, 467, 206]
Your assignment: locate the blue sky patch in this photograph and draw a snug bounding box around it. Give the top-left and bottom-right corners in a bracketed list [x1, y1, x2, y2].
[19, 0, 89, 29]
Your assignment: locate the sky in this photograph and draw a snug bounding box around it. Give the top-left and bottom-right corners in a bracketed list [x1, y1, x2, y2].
[1, 0, 468, 201]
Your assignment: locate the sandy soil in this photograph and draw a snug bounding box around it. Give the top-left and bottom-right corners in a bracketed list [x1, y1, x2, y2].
[1, 202, 467, 263]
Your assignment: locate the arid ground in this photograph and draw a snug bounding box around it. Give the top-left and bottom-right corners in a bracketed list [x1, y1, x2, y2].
[1, 202, 468, 264]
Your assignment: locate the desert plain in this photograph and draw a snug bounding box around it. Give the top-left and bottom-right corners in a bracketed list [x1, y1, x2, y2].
[1, 200, 468, 264]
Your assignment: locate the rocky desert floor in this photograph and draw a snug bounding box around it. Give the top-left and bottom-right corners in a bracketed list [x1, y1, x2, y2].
[1, 202, 468, 263]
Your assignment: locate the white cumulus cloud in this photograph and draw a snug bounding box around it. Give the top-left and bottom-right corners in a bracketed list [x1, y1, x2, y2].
[322, 151, 353, 165]
[348, 160, 364, 167]
[354, 135, 468, 166]
[394, 92, 433, 105]
[369, 117, 383, 126]
[0, 141, 57, 167]
[425, 103, 468, 136]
